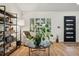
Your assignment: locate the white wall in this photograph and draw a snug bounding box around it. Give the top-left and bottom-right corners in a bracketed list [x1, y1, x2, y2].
[0, 3, 22, 20]
[22, 11, 79, 42]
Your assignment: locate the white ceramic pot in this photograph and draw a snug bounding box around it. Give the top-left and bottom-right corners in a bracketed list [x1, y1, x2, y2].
[40, 37, 50, 47]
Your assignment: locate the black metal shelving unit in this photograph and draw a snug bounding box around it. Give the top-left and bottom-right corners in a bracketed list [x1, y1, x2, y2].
[0, 5, 18, 56]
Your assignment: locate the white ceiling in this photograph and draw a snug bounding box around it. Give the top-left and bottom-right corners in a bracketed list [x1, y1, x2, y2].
[16, 3, 79, 11]
[1, 3, 79, 11]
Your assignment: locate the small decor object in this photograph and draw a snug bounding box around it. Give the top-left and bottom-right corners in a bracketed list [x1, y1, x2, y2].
[57, 26, 60, 29]
[56, 35, 59, 43]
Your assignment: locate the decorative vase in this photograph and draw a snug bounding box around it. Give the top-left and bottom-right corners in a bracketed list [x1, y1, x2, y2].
[56, 35, 59, 43]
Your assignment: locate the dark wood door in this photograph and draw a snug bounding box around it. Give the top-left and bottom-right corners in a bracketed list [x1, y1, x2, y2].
[64, 16, 76, 42]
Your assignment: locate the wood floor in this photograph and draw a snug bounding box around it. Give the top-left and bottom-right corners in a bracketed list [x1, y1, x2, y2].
[10, 43, 79, 56]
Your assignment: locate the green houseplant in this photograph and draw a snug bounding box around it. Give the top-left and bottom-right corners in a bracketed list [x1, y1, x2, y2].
[33, 24, 51, 47]
[24, 23, 52, 48]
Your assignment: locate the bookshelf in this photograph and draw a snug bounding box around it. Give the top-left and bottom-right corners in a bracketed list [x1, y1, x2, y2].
[0, 5, 17, 56]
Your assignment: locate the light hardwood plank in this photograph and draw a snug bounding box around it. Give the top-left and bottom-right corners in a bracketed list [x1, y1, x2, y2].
[10, 43, 79, 56]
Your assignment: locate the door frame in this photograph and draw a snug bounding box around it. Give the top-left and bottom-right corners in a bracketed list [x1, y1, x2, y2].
[64, 16, 76, 42]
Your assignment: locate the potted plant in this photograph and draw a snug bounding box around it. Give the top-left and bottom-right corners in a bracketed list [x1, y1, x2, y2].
[24, 23, 52, 48]
[33, 24, 51, 47]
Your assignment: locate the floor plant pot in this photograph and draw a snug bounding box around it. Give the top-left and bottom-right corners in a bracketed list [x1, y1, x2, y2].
[17, 41, 21, 46]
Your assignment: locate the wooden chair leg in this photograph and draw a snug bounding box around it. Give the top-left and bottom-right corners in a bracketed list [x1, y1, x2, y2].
[48, 47, 50, 56]
[29, 48, 30, 56]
